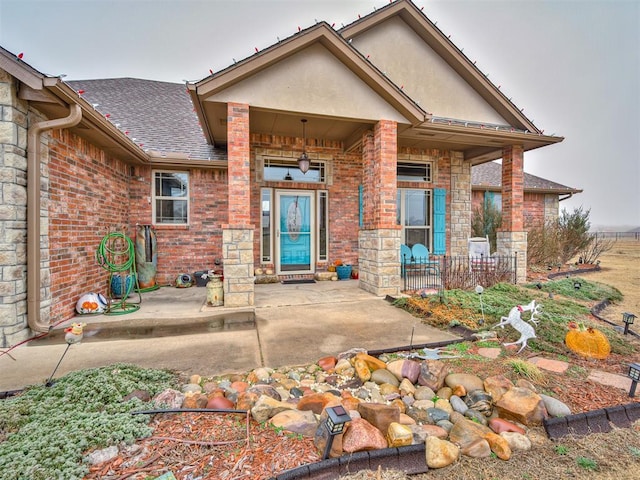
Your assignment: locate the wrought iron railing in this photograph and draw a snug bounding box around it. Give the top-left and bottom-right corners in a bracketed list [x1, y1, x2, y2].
[402, 253, 517, 293]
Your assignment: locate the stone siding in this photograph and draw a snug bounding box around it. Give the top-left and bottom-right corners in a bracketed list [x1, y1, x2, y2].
[0, 68, 29, 347]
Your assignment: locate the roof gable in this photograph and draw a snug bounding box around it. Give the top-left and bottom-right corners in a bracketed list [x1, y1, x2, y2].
[341, 0, 539, 133]
[191, 22, 426, 147]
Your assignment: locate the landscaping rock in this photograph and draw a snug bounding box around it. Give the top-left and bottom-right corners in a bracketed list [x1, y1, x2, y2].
[495, 387, 548, 425]
[445, 373, 485, 393]
[425, 436, 460, 468]
[539, 393, 572, 418]
[342, 417, 388, 452]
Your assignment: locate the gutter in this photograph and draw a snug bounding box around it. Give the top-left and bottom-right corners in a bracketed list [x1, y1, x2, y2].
[27, 104, 82, 333]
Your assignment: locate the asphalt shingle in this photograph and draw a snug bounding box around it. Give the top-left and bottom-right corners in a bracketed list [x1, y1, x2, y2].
[472, 161, 581, 193]
[67, 78, 225, 160]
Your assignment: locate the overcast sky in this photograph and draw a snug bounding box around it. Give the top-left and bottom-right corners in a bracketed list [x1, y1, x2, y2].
[1, 0, 638, 230]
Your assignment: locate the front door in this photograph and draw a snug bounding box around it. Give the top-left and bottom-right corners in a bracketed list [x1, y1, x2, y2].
[275, 190, 314, 274]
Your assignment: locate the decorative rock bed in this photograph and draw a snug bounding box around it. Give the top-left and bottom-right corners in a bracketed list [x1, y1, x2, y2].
[146, 345, 598, 478]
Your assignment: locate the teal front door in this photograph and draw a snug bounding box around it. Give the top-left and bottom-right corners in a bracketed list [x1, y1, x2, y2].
[276, 191, 314, 274]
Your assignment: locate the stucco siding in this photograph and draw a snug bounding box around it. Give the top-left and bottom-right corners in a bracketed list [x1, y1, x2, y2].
[351, 16, 507, 125]
[208, 43, 409, 123]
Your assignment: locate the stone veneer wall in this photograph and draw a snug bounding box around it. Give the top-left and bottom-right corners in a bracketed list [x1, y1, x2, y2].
[358, 228, 402, 296]
[497, 230, 527, 284]
[0, 69, 31, 347]
[544, 194, 560, 225]
[448, 152, 471, 256]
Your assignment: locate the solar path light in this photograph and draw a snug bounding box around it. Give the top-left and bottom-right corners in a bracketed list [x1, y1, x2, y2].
[322, 405, 351, 459]
[622, 312, 636, 336]
[628, 363, 640, 397]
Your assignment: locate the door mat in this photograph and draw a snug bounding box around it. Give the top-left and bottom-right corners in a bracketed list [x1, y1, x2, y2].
[281, 279, 316, 285]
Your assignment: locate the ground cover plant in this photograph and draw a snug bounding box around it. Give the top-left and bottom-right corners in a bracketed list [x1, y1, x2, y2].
[0, 364, 175, 479]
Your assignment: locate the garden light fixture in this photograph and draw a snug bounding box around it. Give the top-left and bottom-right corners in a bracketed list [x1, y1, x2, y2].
[322, 405, 351, 459]
[628, 363, 640, 397]
[573, 281, 581, 290]
[623, 312, 636, 335]
[297, 119, 310, 174]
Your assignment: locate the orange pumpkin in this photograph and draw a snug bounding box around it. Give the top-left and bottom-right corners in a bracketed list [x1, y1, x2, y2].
[565, 322, 610, 360]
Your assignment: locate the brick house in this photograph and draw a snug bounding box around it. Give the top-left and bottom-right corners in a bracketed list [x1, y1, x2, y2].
[472, 161, 582, 227]
[0, 0, 563, 346]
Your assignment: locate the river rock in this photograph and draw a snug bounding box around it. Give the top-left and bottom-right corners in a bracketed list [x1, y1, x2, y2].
[247, 384, 281, 401]
[425, 436, 460, 469]
[334, 358, 353, 375]
[342, 418, 388, 452]
[297, 392, 339, 415]
[413, 399, 435, 410]
[414, 386, 436, 401]
[436, 419, 454, 433]
[483, 375, 513, 402]
[354, 353, 387, 371]
[371, 368, 400, 387]
[488, 417, 526, 435]
[354, 358, 372, 382]
[449, 418, 492, 450]
[516, 378, 537, 392]
[379, 383, 400, 397]
[387, 422, 413, 447]
[484, 431, 512, 460]
[387, 359, 421, 383]
[500, 431, 532, 451]
[251, 395, 295, 423]
[406, 406, 430, 424]
[449, 395, 468, 414]
[495, 387, 548, 425]
[436, 387, 453, 400]
[464, 409, 488, 425]
[460, 438, 492, 458]
[426, 407, 450, 424]
[445, 373, 484, 393]
[411, 424, 449, 442]
[539, 393, 571, 418]
[247, 367, 272, 383]
[206, 395, 234, 409]
[418, 360, 448, 391]
[465, 389, 494, 417]
[434, 398, 453, 414]
[153, 388, 184, 409]
[399, 378, 417, 396]
[318, 356, 337, 371]
[182, 383, 202, 394]
[270, 409, 318, 437]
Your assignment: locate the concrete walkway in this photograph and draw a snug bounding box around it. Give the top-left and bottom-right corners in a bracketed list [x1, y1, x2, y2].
[0, 281, 459, 391]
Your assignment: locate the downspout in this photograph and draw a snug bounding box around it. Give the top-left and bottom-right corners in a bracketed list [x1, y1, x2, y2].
[27, 104, 82, 332]
[559, 193, 574, 202]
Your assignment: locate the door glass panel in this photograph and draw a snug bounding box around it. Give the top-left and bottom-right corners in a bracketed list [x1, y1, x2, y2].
[261, 188, 271, 262]
[279, 194, 311, 272]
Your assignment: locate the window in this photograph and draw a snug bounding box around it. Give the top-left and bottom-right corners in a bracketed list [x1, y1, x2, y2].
[261, 188, 272, 262]
[485, 191, 502, 211]
[397, 161, 432, 182]
[397, 189, 432, 249]
[317, 190, 328, 261]
[153, 171, 189, 224]
[263, 158, 325, 183]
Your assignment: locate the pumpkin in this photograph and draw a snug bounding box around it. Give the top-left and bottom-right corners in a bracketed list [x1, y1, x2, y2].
[565, 322, 611, 359]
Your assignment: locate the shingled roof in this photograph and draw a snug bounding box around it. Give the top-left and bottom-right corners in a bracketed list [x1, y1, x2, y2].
[472, 161, 582, 194]
[67, 78, 225, 160]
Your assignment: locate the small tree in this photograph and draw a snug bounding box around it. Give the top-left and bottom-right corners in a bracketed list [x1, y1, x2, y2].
[471, 199, 502, 252]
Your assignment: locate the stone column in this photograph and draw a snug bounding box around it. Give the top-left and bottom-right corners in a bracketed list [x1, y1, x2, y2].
[497, 145, 527, 283]
[358, 120, 401, 296]
[0, 68, 31, 347]
[449, 152, 471, 256]
[223, 102, 254, 307]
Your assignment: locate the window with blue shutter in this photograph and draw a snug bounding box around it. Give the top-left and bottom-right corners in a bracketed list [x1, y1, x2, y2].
[433, 188, 446, 255]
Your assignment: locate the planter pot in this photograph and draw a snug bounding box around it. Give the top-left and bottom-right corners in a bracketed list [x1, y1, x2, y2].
[336, 265, 352, 280]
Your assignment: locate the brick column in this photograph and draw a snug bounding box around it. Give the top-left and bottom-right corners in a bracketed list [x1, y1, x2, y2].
[358, 120, 401, 296]
[498, 145, 527, 283]
[223, 103, 254, 307]
[0, 68, 31, 347]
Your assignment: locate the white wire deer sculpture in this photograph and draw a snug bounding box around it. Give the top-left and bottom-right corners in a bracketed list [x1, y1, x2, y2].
[494, 300, 543, 353]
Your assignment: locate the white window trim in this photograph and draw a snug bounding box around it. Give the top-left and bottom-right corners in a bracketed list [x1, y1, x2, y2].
[152, 170, 190, 225]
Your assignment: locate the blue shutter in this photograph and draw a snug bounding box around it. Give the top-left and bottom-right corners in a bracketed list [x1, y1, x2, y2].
[433, 188, 446, 255]
[358, 184, 363, 228]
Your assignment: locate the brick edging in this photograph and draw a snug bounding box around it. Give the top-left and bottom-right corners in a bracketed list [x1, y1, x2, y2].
[269, 444, 428, 480]
[543, 402, 640, 440]
[590, 299, 638, 338]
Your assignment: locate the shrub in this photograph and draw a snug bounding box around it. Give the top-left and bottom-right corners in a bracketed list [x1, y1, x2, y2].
[471, 200, 502, 253]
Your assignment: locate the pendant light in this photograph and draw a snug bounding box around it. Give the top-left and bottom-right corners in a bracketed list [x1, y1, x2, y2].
[297, 119, 310, 174]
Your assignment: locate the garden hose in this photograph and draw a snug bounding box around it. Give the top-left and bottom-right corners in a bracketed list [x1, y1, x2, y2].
[96, 232, 142, 315]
